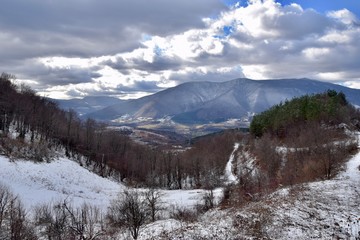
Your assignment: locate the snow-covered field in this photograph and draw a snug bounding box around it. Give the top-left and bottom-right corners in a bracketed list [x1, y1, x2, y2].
[0, 156, 121, 210]
[0, 155, 222, 215]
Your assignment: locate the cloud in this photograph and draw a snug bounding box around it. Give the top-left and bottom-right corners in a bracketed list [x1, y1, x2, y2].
[327, 9, 359, 25]
[0, 0, 225, 60]
[116, 80, 163, 93]
[169, 66, 245, 82]
[104, 54, 184, 73]
[1, 0, 360, 99]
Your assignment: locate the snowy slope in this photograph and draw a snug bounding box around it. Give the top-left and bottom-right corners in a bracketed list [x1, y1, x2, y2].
[224, 143, 239, 184]
[0, 156, 122, 210]
[0, 155, 223, 214]
[265, 133, 360, 239]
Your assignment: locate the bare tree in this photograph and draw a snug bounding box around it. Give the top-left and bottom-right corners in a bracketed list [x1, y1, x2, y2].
[34, 201, 69, 240]
[8, 197, 36, 240]
[34, 200, 104, 240]
[0, 182, 12, 227]
[0, 183, 36, 240]
[107, 190, 148, 239]
[144, 188, 163, 222]
[64, 202, 104, 240]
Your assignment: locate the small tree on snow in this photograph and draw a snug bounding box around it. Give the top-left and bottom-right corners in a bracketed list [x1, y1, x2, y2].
[108, 190, 148, 239]
[144, 188, 163, 222]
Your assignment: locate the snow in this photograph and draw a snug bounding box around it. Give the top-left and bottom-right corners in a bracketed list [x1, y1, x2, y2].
[224, 143, 239, 184]
[160, 188, 223, 211]
[0, 154, 224, 216]
[0, 156, 122, 210]
[340, 132, 360, 181]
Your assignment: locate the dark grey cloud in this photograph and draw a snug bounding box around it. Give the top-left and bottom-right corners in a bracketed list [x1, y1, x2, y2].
[41, 68, 102, 86]
[1, 59, 101, 90]
[0, 0, 226, 98]
[116, 80, 163, 93]
[0, 0, 225, 60]
[104, 55, 184, 74]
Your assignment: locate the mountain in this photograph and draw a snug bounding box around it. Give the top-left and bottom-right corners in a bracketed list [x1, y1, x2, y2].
[54, 96, 123, 116]
[86, 78, 360, 124]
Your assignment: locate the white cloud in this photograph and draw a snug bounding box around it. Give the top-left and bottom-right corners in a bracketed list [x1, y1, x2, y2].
[343, 81, 360, 89]
[328, 9, 359, 25]
[302, 47, 331, 60]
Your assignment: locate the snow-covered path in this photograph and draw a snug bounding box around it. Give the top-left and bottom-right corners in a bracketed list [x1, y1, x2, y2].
[224, 143, 239, 184]
[340, 132, 360, 181]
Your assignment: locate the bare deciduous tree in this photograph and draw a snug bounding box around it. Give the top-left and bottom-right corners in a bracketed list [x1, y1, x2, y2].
[34, 200, 104, 240]
[0, 182, 36, 240]
[144, 188, 163, 222]
[107, 190, 148, 239]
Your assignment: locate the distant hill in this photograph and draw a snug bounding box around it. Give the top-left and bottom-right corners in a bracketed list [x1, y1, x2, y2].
[85, 78, 360, 124]
[54, 96, 123, 116]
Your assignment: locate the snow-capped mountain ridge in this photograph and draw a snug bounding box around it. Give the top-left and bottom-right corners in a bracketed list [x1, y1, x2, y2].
[86, 78, 360, 124]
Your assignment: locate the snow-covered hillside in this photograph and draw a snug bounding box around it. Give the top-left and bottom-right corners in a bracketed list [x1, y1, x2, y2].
[0, 133, 359, 239]
[0, 155, 222, 214]
[0, 156, 122, 210]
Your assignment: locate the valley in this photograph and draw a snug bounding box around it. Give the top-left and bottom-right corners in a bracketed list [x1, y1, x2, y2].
[1, 74, 360, 239]
[109, 117, 250, 148]
[55, 78, 360, 146]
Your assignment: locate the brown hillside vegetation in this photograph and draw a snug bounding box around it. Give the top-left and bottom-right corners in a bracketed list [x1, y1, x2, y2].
[226, 91, 360, 206]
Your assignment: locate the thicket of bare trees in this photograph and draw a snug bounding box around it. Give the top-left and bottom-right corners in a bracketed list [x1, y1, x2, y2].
[34, 200, 106, 240]
[1, 182, 168, 240]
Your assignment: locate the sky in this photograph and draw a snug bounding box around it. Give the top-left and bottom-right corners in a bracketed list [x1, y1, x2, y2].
[0, 0, 359, 99]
